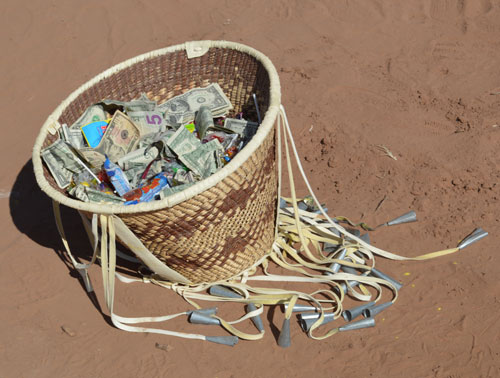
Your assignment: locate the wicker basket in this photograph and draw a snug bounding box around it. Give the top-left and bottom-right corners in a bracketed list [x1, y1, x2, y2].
[32, 41, 281, 285]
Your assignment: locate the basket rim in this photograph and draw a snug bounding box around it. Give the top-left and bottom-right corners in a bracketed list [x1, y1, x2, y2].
[32, 40, 281, 214]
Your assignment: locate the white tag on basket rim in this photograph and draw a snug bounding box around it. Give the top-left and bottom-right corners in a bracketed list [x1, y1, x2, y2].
[185, 41, 210, 59]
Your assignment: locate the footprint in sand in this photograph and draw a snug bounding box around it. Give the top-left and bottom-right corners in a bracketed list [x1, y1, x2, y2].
[428, 0, 492, 20]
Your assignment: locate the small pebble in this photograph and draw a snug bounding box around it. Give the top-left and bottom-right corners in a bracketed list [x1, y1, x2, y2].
[155, 342, 174, 352]
[61, 325, 76, 337]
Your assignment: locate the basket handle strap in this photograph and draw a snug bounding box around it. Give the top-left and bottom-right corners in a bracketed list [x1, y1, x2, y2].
[100, 214, 241, 343]
[111, 216, 192, 284]
[278, 105, 461, 261]
[52, 200, 99, 293]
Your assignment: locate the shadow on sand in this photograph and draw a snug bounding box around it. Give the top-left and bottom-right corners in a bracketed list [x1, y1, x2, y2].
[9, 159, 141, 317]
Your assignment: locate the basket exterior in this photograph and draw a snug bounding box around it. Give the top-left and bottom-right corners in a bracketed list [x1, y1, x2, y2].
[32, 41, 281, 284]
[120, 125, 277, 283]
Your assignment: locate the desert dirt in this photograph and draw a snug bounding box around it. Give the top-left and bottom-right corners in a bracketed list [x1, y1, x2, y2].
[2, 0, 500, 377]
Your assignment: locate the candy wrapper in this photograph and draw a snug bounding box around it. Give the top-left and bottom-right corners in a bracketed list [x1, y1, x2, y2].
[123, 172, 170, 205]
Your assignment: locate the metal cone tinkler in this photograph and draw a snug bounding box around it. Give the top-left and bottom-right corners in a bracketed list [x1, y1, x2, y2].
[342, 301, 376, 322]
[284, 304, 318, 313]
[457, 228, 488, 250]
[338, 317, 375, 332]
[205, 336, 239, 346]
[277, 318, 291, 348]
[326, 248, 347, 275]
[370, 267, 403, 291]
[385, 210, 417, 226]
[209, 285, 264, 332]
[187, 307, 218, 317]
[299, 313, 335, 332]
[189, 311, 221, 326]
[362, 301, 393, 318]
[247, 303, 265, 332]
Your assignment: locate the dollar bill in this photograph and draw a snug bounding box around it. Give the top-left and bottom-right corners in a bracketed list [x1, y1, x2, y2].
[223, 118, 259, 140]
[62, 123, 86, 149]
[194, 106, 214, 140]
[78, 148, 106, 168]
[158, 182, 195, 199]
[70, 184, 125, 204]
[127, 110, 166, 137]
[70, 105, 106, 130]
[93, 111, 141, 162]
[41, 146, 73, 188]
[41, 139, 89, 188]
[117, 146, 159, 170]
[123, 160, 163, 188]
[146, 130, 176, 158]
[179, 139, 223, 178]
[166, 125, 202, 156]
[158, 83, 232, 126]
[173, 169, 194, 185]
[101, 93, 156, 113]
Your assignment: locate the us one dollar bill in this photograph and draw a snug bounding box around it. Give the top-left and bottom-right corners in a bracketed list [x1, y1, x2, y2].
[173, 169, 194, 185]
[93, 111, 141, 162]
[61, 123, 86, 149]
[223, 118, 259, 140]
[70, 105, 107, 130]
[123, 160, 163, 188]
[179, 139, 223, 178]
[101, 93, 157, 114]
[194, 106, 214, 140]
[78, 148, 106, 168]
[158, 182, 195, 199]
[166, 125, 202, 156]
[41, 148, 72, 189]
[117, 146, 160, 170]
[70, 184, 125, 204]
[158, 83, 232, 126]
[41, 139, 86, 188]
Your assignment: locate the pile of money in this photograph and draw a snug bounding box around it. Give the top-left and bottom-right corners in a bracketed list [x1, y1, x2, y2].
[41, 84, 261, 205]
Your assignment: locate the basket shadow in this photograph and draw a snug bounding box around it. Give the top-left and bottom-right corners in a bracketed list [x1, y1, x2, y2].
[9, 159, 142, 321]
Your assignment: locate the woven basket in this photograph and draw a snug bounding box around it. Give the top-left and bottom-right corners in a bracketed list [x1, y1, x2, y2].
[32, 41, 281, 285]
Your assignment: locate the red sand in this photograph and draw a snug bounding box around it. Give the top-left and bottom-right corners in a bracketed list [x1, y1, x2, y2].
[2, 1, 499, 377]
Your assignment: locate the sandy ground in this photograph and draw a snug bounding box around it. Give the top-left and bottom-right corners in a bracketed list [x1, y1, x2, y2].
[2, 0, 500, 377]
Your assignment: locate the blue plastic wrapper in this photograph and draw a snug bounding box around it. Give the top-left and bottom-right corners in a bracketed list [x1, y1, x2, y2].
[103, 157, 131, 196]
[123, 172, 170, 205]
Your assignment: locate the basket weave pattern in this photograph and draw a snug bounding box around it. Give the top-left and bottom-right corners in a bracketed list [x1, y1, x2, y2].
[39, 45, 278, 284]
[121, 131, 276, 283]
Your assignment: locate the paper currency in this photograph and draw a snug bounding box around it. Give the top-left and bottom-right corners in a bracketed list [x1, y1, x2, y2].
[43, 85, 244, 205]
[158, 83, 232, 126]
[127, 110, 167, 137]
[93, 111, 141, 162]
[123, 159, 163, 188]
[223, 118, 259, 140]
[194, 106, 214, 140]
[180, 139, 223, 178]
[41, 146, 73, 189]
[117, 146, 160, 170]
[159, 182, 195, 199]
[166, 125, 202, 156]
[70, 184, 125, 204]
[125, 93, 157, 113]
[174, 169, 194, 185]
[78, 148, 106, 168]
[70, 105, 106, 130]
[101, 93, 156, 113]
[62, 124, 86, 149]
[41, 139, 89, 188]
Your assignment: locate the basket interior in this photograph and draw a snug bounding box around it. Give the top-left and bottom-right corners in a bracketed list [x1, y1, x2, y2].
[42, 47, 272, 195]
